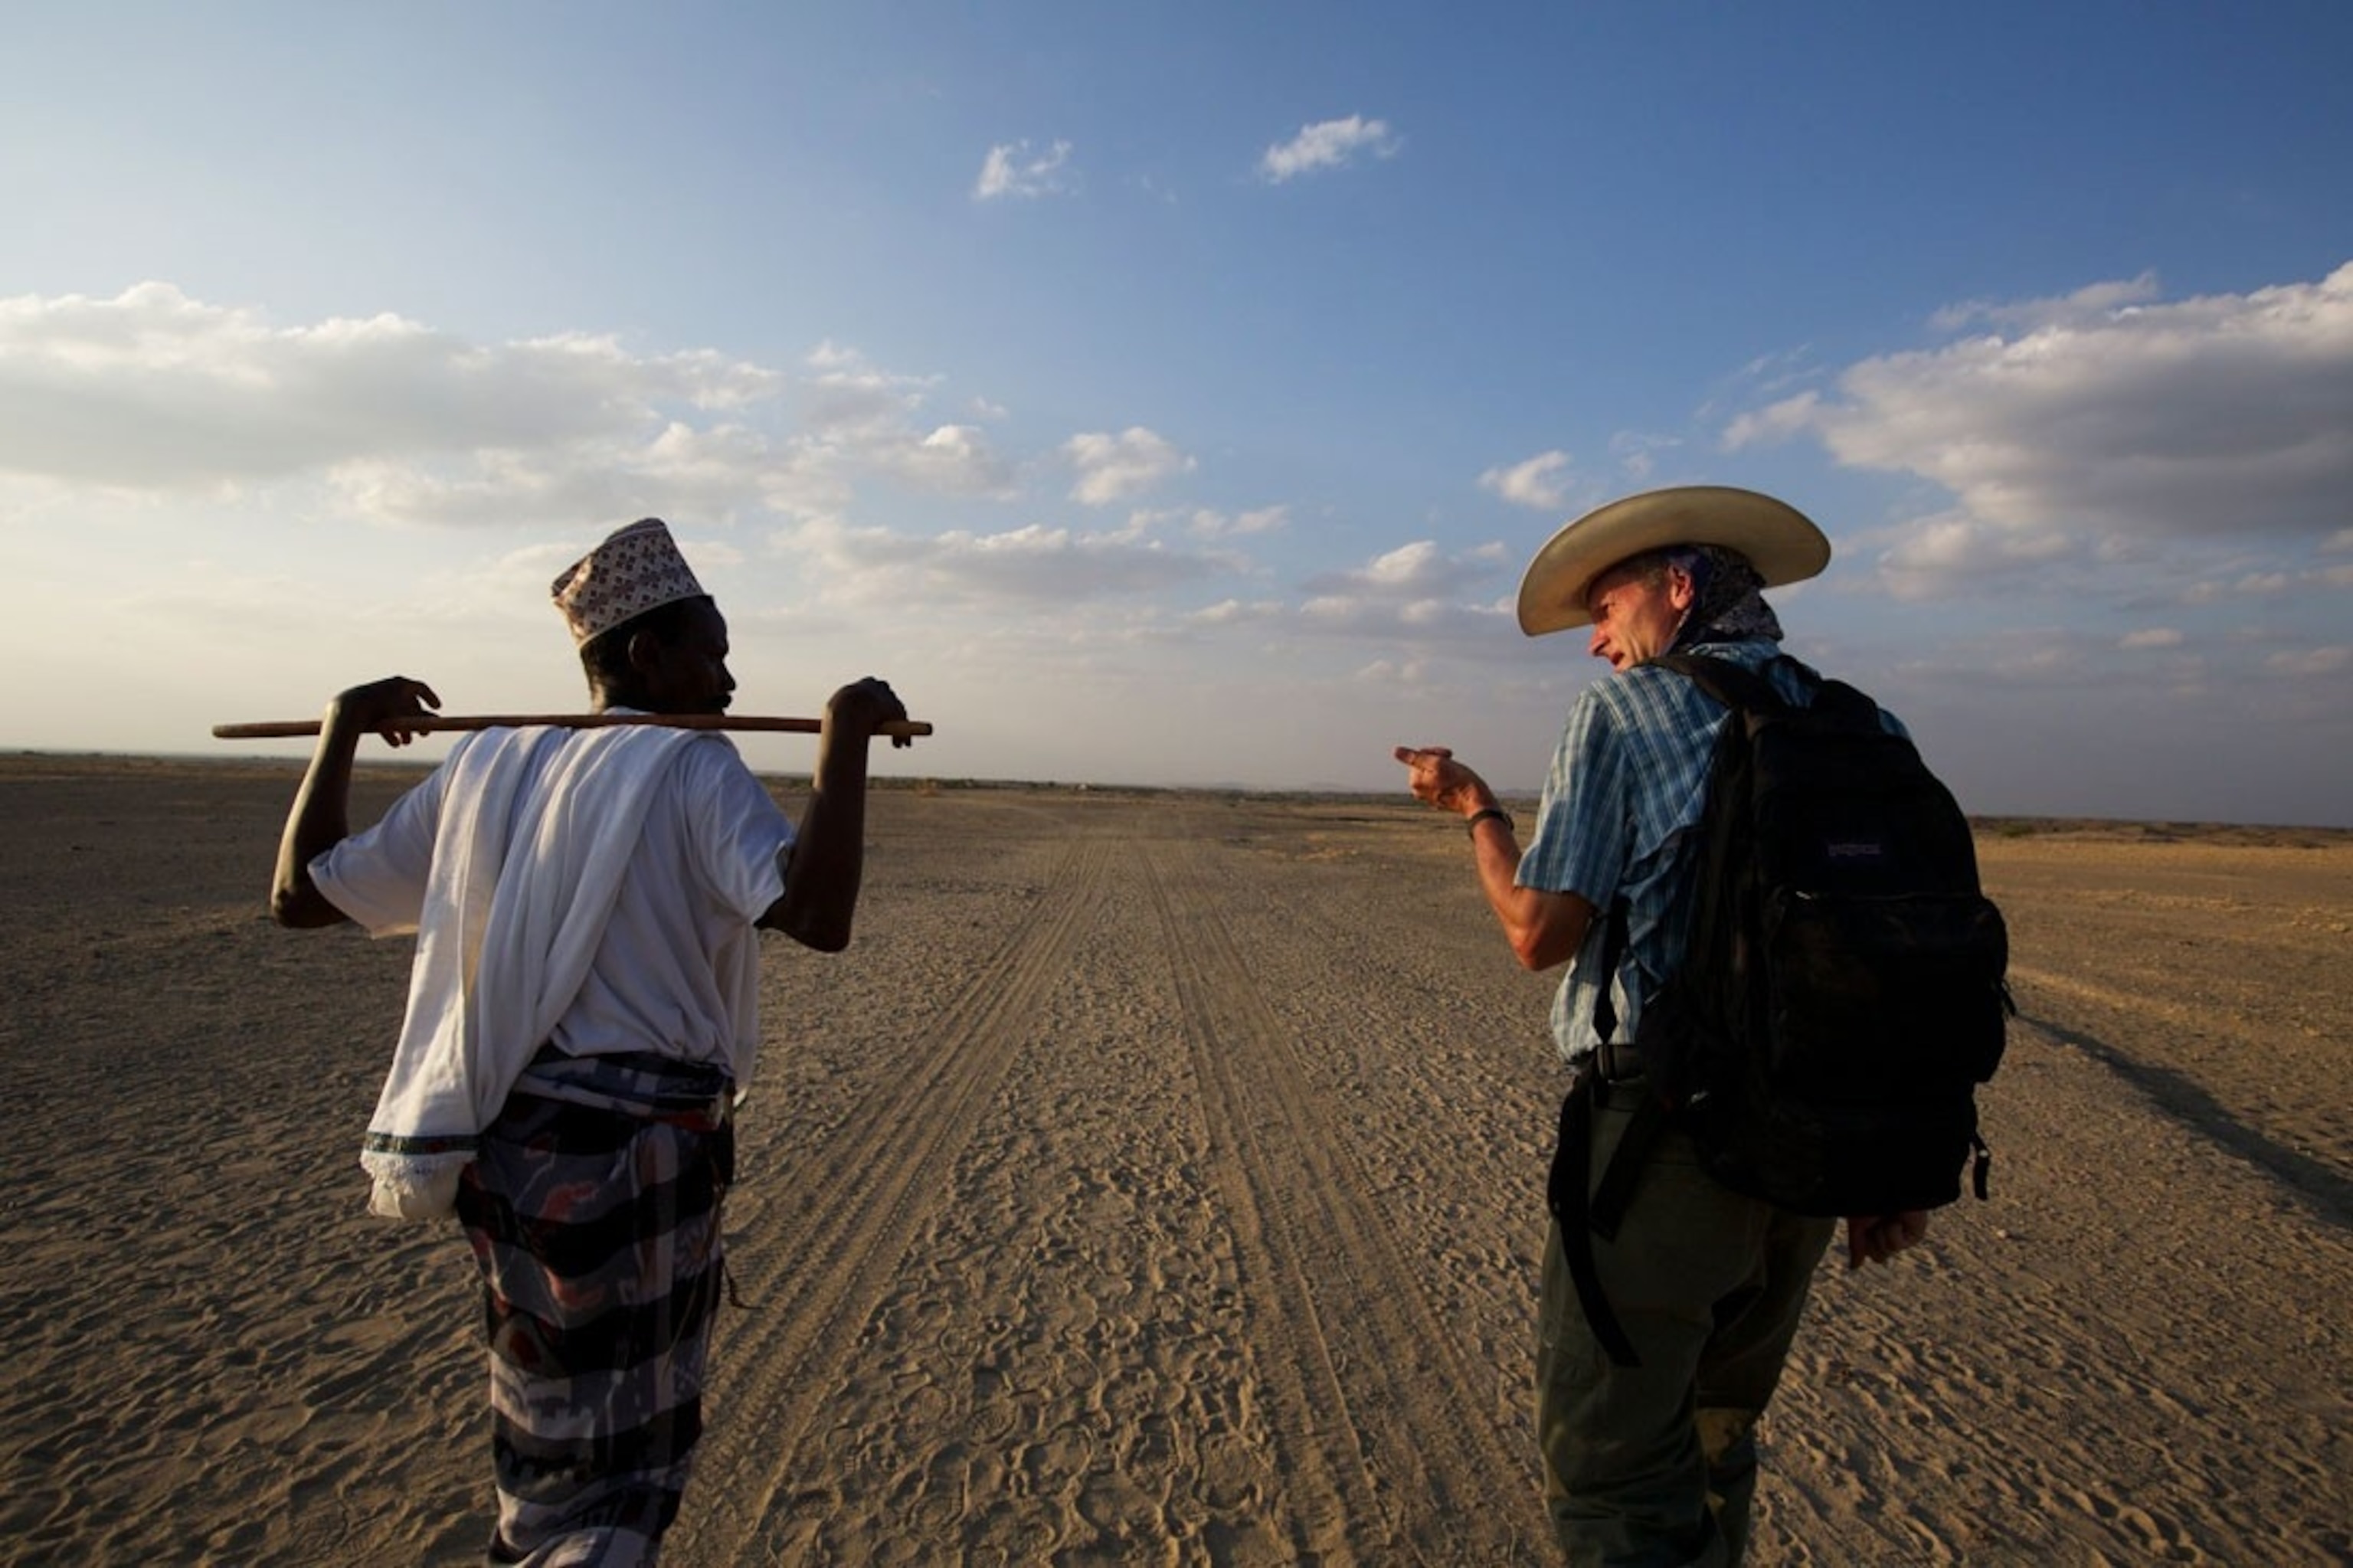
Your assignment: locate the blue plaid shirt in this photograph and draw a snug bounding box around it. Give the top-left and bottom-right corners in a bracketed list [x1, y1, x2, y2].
[1517, 640, 1887, 1069]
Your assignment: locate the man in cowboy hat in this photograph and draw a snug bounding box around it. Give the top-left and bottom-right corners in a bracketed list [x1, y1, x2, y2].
[1395, 485, 1927, 1563]
[270, 517, 910, 1564]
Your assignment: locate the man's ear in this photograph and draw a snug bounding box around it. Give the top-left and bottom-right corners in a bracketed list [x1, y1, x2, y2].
[1664, 564, 1698, 612]
[625, 627, 663, 673]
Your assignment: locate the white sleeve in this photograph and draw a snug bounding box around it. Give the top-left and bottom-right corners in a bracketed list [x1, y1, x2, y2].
[309, 765, 448, 937]
[679, 739, 795, 922]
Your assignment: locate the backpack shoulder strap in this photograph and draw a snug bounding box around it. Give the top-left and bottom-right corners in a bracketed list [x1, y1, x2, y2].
[1547, 1072, 1649, 1367]
[1651, 650, 1792, 716]
[1656, 650, 1889, 731]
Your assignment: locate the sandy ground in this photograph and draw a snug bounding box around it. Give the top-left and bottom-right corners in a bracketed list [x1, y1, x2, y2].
[2, 753, 2348, 1566]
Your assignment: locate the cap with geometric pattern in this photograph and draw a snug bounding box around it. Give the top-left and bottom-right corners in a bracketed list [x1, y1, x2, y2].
[549, 518, 709, 647]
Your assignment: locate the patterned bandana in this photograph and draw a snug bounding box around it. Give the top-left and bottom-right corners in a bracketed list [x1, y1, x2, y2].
[1666, 544, 1785, 649]
[549, 519, 709, 647]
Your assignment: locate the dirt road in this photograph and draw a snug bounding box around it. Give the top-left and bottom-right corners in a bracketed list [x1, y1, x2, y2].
[2, 759, 2345, 1564]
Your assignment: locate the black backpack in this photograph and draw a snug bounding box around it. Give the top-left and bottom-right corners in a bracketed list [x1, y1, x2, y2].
[1548, 652, 2011, 1365]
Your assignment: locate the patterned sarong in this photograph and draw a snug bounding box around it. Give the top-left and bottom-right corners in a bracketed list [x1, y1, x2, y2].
[455, 1049, 735, 1566]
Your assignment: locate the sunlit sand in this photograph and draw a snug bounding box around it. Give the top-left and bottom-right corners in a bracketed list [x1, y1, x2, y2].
[3, 755, 2347, 1563]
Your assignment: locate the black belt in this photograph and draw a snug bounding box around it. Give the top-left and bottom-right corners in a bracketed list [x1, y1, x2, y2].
[1593, 1034, 1644, 1084]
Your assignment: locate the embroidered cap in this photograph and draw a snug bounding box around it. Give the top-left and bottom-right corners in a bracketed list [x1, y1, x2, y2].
[549, 518, 710, 647]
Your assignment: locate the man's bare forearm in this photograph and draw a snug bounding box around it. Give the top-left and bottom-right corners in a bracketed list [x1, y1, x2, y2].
[767, 728, 874, 951]
[271, 715, 361, 928]
[1468, 813, 1590, 970]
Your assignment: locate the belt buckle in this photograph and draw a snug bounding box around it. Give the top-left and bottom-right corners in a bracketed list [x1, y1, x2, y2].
[1598, 1036, 1634, 1084]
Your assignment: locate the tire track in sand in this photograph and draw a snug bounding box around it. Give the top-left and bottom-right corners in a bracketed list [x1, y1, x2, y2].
[682, 838, 1113, 1563]
[1143, 837, 1550, 1564]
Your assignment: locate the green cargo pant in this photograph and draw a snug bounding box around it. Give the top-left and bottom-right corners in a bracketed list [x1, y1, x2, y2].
[1538, 1082, 1835, 1565]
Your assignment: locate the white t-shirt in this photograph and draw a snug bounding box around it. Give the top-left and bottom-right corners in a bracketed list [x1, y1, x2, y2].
[314, 732, 794, 1083]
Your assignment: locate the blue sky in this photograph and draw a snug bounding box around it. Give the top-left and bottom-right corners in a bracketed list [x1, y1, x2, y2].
[5, 3, 2348, 824]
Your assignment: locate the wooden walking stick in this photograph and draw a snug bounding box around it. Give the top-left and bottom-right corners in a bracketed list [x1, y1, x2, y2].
[213, 713, 933, 739]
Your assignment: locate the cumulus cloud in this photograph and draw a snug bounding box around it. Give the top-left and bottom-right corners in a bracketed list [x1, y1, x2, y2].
[1868, 509, 2080, 599]
[1726, 263, 2353, 549]
[1304, 540, 1487, 597]
[900, 424, 1013, 489]
[2266, 646, 2351, 677]
[0, 282, 775, 500]
[775, 514, 1239, 607]
[1297, 592, 1511, 646]
[1609, 431, 1682, 483]
[1928, 273, 2165, 334]
[1184, 504, 1289, 538]
[0, 286, 1026, 524]
[800, 339, 934, 430]
[1258, 115, 1400, 182]
[1063, 427, 1195, 505]
[1284, 539, 1517, 647]
[2180, 569, 2299, 605]
[1721, 394, 1819, 451]
[975, 139, 1075, 200]
[1189, 597, 1284, 627]
[795, 346, 1016, 496]
[1478, 450, 1572, 510]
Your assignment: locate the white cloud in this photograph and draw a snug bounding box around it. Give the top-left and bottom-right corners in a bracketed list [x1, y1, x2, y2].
[1125, 504, 1288, 538]
[2266, 646, 2351, 677]
[1296, 591, 1512, 647]
[0, 286, 1034, 528]
[1353, 656, 1428, 685]
[874, 424, 1014, 497]
[775, 514, 1238, 607]
[975, 139, 1075, 200]
[1366, 541, 1453, 590]
[783, 345, 1016, 496]
[1478, 450, 1572, 510]
[1721, 393, 1821, 451]
[1258, 116, 1401, 182]
[2119, 627, 2184, 650]
[1727, 262, 2353, 548]
[1608, 431, 1683, 483]
[1189, 597, 1284, 627]
[1726, 263, 2353, 617]
[1305, 540, 1476, 597]
[0, 283, 777, 499]
[798, 340, 936, 435]
[1928, 272, 2164, 333]
[1182, 504, 1289, 538]
[1062, 427, 1195, 505]
[1867, 509, 2080, 600]
[2181, 570, 2301, 604]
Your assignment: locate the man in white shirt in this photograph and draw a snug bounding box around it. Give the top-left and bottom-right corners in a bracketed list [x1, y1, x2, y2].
[270, 517, 908, 1565]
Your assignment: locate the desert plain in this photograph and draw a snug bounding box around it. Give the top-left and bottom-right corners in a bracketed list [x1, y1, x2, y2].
[2, 751, 2348, 1566]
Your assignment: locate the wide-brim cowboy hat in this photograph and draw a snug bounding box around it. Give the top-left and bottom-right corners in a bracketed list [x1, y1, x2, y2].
[1514, 484, 1832, 636]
